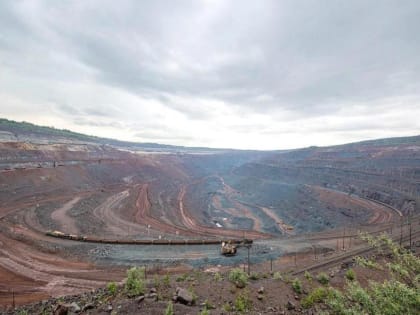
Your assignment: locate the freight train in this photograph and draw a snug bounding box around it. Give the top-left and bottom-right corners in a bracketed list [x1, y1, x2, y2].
[45, 230, 253, 248]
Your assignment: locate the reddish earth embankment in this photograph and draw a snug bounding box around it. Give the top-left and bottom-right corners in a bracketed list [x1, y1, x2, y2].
[0, 136, 418, 308]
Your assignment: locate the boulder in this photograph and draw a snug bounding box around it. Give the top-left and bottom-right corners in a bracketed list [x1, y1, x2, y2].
[69, 302, 81, 313]
[286, 300, 296, 310]
[54, 304, 69, 315]
[175, 287, 194, 305]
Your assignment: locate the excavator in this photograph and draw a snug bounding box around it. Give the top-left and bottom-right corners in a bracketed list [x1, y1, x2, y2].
[220, 239, 253, 256]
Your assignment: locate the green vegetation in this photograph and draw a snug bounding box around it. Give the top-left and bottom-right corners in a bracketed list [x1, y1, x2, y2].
[203, 298, 215, 310]
[213, 272, 223, 282]
[322, 234, 420, 314]
[162, 274, 170, 286]
[199, 308, 210, 315]
[0, 118, 97, 142]
[164, 301, 174, 315]
[292, 278, 303, 294]
[188, 286, 198, 305]
[249, 272, 260, 280]
[223, 303, 233, 312]
[273, 271, 282, 280]
[316, 272, 329, 285]
[228, 268, 248, 288]
[345, 269, 356, 281]
[124, 267, 145, 297]
[326, 280, 419, 315]
[107, 281, 118, 295]
[304, 270, 313, 282]
[301, 287, 330, 309]
[176, 273, 188, 282]
[234, 290, 252, 313]
[355, 256, 382, 269]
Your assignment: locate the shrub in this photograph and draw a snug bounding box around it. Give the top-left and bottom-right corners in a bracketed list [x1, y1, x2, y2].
[316, 272, 329, 285]
[223, 303, 233, 312]
[304, 271, 313, 282]
[213, 272, 222, 282]
[203, 298, 215, 310]
[345, 269, 356, 281]
[176, 273, 188, 282]
[323, 235, 420, 314]
[164, 301, 174, 315]
[228, 268, 248, 288]
[124, 267, 145, 296]
[301, 287, 329, 309]
[355, 256, 382, 269]
[163, 274, 170, 286]
[107, 281, 118, 295]
[273, 272, 282, 280]
[292, 278, 302, 294]
[249, 272, 260, 280]
[235, 290, 252, 313]
[200, 308, 210, 315]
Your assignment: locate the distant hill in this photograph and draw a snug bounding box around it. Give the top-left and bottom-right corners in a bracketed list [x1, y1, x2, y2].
[0, 118, 236, 153]
[1, 117, 419, 153]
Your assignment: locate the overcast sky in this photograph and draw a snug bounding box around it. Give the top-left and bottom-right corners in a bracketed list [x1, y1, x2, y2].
[1, 0, 420, 149]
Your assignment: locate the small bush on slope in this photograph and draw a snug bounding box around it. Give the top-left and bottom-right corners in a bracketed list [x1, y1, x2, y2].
[228, 268, 248, 288]
[124, 266, 145, 297]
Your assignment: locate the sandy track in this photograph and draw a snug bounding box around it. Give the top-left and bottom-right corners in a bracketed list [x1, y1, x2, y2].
[311, 185, 397, 225]
[92, 189, 137, 236]
[0, 231, 124, 306]
[50, 197, 81, 234]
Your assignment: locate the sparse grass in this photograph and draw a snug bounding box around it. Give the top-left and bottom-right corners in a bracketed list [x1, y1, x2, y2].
[200, 308, 210, 315]
[273, 271, 282, 280]
[213, 272, 223, 282]
[188, 286, 197, 305]
[228, 268, 248, 288]
[164, 301, 173, 315]
[345, 268, 356, 281]
[203, 298, 215, 310]
[323, 234, 420, 314]
[107, 281, 118, 295]
[304, 270, 313, 282]
[355, 256, 382, 269]
[301, 287, 329, 309]
[153, 275, 161, 288]
[162, 274, 170, 286]
[316, 272, 329, 285]
[223, 303, 233, 312]
[176, 273, 188, 282]
[292, 278, 302, 294]
[249, 272, 260, 280]
[234, 290, 252, 313]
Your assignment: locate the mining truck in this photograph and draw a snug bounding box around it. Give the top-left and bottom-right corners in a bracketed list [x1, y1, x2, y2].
[221, 241, 237, 256]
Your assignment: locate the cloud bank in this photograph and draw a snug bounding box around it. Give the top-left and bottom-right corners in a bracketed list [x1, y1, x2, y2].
[1, 0, 419, 149]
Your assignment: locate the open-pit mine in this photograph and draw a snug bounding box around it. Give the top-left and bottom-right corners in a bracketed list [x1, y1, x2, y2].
[0, 120, 419, 307]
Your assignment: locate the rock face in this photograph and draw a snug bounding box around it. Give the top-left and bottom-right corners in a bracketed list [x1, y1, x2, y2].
[175, 287, 194, 305]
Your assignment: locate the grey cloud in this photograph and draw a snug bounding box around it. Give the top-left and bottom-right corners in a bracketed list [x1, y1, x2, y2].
[1, 0, 420, 148]
[4, 1, 420, 112]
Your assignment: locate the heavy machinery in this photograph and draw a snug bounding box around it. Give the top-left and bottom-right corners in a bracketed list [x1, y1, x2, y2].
[221, 241, 237, 256]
